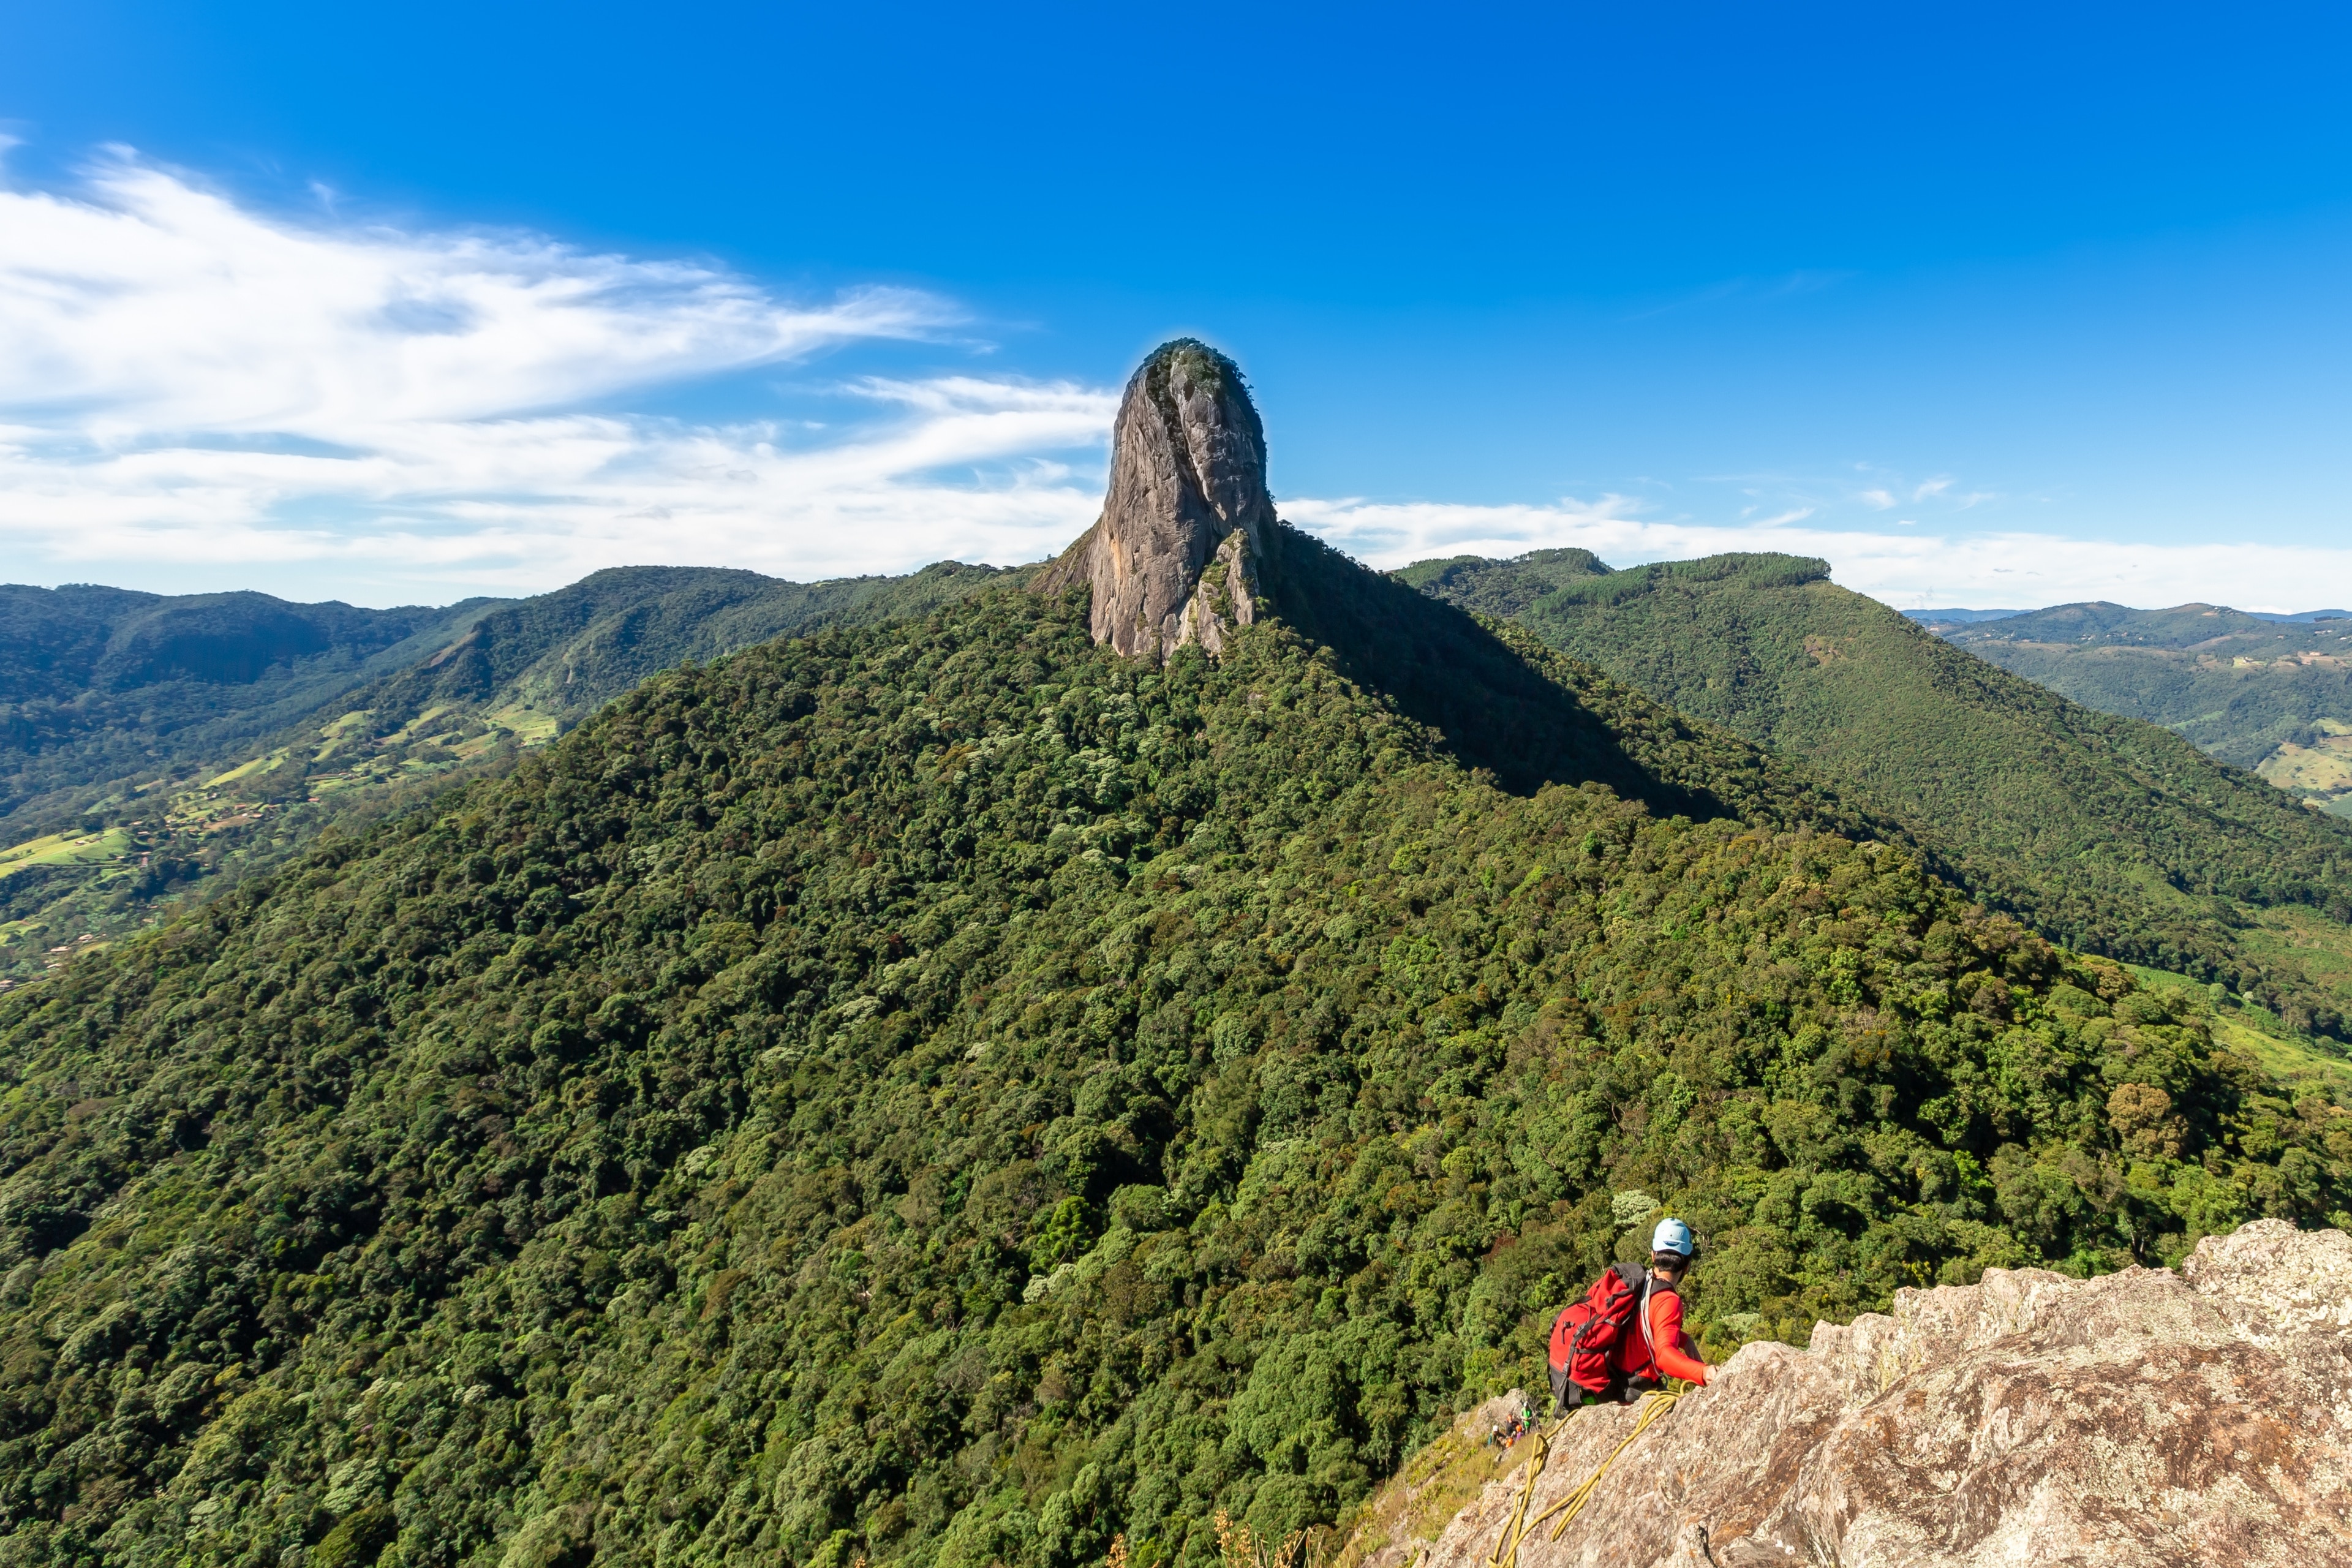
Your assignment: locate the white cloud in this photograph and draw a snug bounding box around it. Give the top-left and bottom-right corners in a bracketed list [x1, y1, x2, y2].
[0, 153, 1112, 601]
[0, 390, 1116, 599]
[0, 152, 947, 432]
[8, 151, 2345, 617]
[1280, 497, 2352, 612]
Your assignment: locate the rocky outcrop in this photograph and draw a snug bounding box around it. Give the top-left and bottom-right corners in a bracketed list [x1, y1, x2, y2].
[1400, 1220, 2352, 1567]
[1039, 339, 1275, 660]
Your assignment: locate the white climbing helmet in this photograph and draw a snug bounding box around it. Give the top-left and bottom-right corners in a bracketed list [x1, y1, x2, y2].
[1651, 1216, 1695, 1257]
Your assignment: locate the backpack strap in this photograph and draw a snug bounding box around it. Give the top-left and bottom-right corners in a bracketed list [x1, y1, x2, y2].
[1605, 1263, 1653, 1367]
[1634, 1272, 1678, 1357]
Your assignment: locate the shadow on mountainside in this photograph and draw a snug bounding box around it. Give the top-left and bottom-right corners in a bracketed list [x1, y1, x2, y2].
[1259, 522, 1877, 835]
[1408, 546, 2352, 1038]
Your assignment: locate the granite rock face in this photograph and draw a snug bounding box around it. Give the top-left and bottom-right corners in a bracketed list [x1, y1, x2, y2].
[1039, 339, 1274, 660]
[1401, 1219, 2352, 1568]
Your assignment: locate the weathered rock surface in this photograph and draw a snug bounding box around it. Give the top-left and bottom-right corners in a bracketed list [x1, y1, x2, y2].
[1038, 339, 1274, 659]
[1405, 1220, 2352, 1567]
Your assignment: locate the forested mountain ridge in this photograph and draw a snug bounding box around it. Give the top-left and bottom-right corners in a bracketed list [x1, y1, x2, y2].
[1928, 600, 2352, 816]
[1256, 531, 1871, 829]
[1389, 549, 1610, 619]
[1402, 550, 2352, 1038]
[0, 565, 1010, 985]
[0, 583, 493, 834]
[1, 336, 2346, 1568]
[347, 562, 1020, 745]
[0, 578, 2340, 1568]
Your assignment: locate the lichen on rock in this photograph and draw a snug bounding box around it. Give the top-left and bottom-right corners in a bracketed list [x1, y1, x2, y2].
[1039, 338, 1275, 660]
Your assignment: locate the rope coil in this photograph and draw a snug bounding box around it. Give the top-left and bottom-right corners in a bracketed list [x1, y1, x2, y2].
[1485, 1389, 1685, 1568]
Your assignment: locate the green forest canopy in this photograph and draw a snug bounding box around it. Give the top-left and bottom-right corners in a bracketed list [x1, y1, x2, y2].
[1401, 550, 2352, 1039]
[0, 571, 2342, 1568]
[0, 565, 1012, 984]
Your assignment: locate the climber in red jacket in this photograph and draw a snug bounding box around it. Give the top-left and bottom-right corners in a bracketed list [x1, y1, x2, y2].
[1548, 1218, 1711, 1409]
[1621, 1219, 1710, 1389]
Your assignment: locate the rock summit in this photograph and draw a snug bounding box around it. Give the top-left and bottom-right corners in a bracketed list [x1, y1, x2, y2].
[1041, 339, 1275, 659]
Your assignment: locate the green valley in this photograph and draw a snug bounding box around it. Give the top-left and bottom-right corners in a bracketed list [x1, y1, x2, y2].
[0, 565, 1013, 983]
[1930, 600, 2352, 814]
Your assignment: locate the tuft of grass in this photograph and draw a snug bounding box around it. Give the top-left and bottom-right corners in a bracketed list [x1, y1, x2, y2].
[1213, 1509, 1332, 1568]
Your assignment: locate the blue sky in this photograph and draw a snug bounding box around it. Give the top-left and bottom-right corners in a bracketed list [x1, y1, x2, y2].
[4, 1, 2351, 608]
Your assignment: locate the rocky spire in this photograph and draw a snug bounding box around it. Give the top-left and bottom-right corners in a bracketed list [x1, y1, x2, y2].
[1040, 339, 1275, 659]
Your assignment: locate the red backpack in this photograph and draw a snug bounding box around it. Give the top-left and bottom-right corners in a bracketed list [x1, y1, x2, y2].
[1547, 1262, 1648, 1404]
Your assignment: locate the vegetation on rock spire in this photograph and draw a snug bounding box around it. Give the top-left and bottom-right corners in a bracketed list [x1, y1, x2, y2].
[1040, 341, 1274, 661]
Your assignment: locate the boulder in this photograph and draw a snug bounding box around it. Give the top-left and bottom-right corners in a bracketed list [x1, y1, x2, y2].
[1039, 339, 1274, 660]
[1403, 1219, 2352, 1567]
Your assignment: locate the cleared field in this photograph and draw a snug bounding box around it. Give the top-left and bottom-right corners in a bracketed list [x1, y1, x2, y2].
[0, 827, 136, 879]
[203, 750, 290, 787]
[2236, 905, 2352, 1005]
[2132, 962, 2352, 1106]
[483, 699, 562, 744]
[2257, 733, 2352, 797]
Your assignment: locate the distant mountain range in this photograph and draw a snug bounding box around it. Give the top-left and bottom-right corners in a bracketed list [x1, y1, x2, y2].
[1913, 606, 2352, 625]
[1905, 606, 2022, 624]
[0, 582, 495, 831]
[1913, 601, 2352, 816]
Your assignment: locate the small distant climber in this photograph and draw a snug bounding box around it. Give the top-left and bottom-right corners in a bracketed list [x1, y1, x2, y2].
[1546, 1218, 1711, 1412]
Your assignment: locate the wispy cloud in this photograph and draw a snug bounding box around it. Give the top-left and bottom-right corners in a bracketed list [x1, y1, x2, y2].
[1280, 497, 2352, 612]
[1284, 494, 1651, 568]
[7, 151, 2343, 616]
[0, 151, 1111, 600]
[1698, 462, 2010, 535]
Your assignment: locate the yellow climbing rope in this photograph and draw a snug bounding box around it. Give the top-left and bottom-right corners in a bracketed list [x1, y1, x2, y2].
[1483, 1417, 1554, 1568]
[1485, 1389, 1685, 1568]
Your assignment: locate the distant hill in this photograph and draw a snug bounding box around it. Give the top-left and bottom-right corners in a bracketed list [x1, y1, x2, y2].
[1400, 551, 2352, 1036]
[0, 583, 496, 833]
[1905, 607, 2022, 624]
[339, 562, 1023, 746]
[0, 564, 1014, 982]
[1926, 601, 2352, 816]
[1378, 548, 1612, 619]
[0, 586, 496, 984]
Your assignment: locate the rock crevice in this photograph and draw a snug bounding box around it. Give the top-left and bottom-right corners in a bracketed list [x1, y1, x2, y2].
[1039, 339, 1274, 660]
